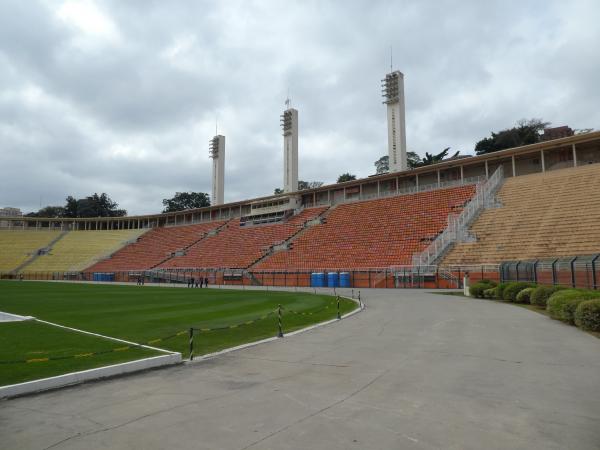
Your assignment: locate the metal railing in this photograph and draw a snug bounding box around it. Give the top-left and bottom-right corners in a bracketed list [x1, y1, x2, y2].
[500, 255, 600, 289]
[411, 167, 504, 267]
[302, 176, 487, 209]
[1, 264, 501, 289]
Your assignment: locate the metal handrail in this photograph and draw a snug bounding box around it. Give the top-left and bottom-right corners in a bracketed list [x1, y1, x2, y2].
[411, 166, 504, 267]
[301, 176, 486, 209]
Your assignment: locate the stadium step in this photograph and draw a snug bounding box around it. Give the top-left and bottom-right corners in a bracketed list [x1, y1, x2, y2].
[13, 230, 70, 273]
[245, 206, 332, 270]
[149, 220, 232, 269]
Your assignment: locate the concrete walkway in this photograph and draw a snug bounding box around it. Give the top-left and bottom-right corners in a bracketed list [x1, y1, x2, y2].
[1, 289, 599, 450]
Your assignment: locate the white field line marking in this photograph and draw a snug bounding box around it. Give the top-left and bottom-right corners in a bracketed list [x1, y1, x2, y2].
[189, 295, 364, 363]
[34, 319, 176, 355]
[0, 311, 35, 322]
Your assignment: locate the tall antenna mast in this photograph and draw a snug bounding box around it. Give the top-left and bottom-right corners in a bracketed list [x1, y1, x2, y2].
[390, 45, 393, 71]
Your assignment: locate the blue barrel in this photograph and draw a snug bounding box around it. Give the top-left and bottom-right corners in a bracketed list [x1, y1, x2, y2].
[339, 272, 351, 288]
[311, 272, 325, 287]
[327, 272, 339, 288]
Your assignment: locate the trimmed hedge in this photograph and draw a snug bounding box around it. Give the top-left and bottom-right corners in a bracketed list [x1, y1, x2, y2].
[503, 282, 536, 302]
[530, 285, 565, 308]
[483, 288, 496, 299]
[547, 289, 600, 321]
[470, 281, 495, 298]
[574, 300, 600, 331]
[515, 287, 535, 304]
[494, 283, 509, 300]
[562, 298, 589, 324]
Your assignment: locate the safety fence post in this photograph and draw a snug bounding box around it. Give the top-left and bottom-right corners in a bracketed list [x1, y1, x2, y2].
[592, 254, 599, 290]
[571, 256, 577, 288]
[551, 259, 558, 286]
[337, 296, 341, 320]
[277, 304, 283, 338]
[189, 327, 194, 361]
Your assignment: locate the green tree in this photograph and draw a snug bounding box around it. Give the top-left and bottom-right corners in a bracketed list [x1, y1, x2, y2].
[374, 152, 423, 173]
[420, 148, 459, 166]
[63, 196, 79, 218]
[475, 119, 549, 155]
[25, 206, 65, 218]
[337, 173, 357, 183]
[162, 192, 210, 213]
[298, 180, 324, 190]
[407, 151, 421, 169]
[274, 181, 323, 194]
[374, 155, 389, 174]
[75, 193, 126, 217]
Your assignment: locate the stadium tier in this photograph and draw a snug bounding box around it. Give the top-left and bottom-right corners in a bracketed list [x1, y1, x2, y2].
[442, 163, 600, 265]
[86, 221, 226, 272]
[0, 230, 61, 272]
[157, 207, 329, 269]
[25, 230, 145, 272]
[253, 185, 476, 270]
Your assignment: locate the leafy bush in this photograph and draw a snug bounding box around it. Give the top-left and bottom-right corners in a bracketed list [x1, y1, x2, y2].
[530, 285, 565, 308]
[470, 282, 495, 298]
[562, 298, 589, 324]
[483, 288, 496, 299]
[547, 289, 600, 321]
[575, 300, 600, 331]
[503, 282, 536, 302]
[515, 287, 535, 304]
[479, 279, 497, 287]
[494, 283, 509, 300]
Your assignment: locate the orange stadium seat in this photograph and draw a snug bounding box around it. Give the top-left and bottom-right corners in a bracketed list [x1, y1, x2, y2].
[253, 185, 476, 270]
[86, 221, 226, 272]
[158, 207, 328, 269]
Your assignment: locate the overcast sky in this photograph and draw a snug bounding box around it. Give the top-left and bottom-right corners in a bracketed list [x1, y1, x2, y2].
[1, 0, 598, 215]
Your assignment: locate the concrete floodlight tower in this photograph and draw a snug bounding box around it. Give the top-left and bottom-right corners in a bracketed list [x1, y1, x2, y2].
[382, 70, 407, 172]
[209, 135, 225, 205]
[281, 100, 298, 193]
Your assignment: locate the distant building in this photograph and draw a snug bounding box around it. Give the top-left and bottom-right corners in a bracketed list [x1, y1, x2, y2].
[542, 126, 574, 141]
[0, 207, 22, 228]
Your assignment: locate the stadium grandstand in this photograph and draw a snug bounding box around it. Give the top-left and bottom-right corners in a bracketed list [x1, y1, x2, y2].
[2, 126, 600, 288]
[25, 230, 145, 272]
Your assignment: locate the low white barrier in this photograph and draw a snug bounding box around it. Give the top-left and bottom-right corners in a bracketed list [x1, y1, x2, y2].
[0, 353, 182, 399]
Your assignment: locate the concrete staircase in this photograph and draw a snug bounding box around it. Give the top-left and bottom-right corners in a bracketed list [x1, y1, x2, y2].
[13, 231, 70, 273]
[149, 220, 231, 269]
[246, 207, 333, 270]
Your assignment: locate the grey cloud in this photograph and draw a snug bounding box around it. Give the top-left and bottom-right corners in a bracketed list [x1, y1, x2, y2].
[1, 0, 599, 215]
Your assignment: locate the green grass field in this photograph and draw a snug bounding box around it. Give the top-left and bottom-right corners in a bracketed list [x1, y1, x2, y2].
[0, 281, 357, 386]
[0, 321, 159, 385]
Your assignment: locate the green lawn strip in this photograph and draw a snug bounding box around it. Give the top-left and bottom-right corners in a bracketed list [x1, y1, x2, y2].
[0, 281, 357, 357]
[0, 320, 159, 386]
